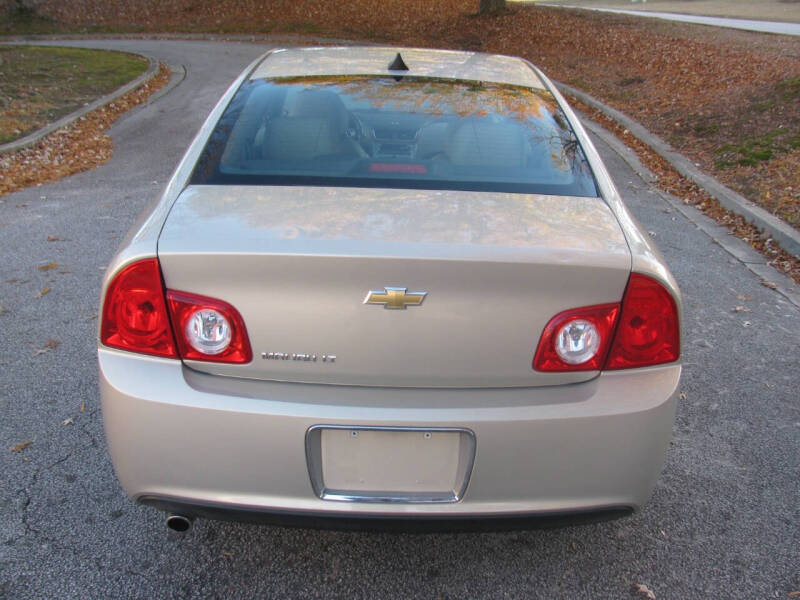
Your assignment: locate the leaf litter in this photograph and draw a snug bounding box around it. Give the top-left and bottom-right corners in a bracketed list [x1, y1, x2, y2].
[633, 583, 656, 599]
[9, 440, 32, 453]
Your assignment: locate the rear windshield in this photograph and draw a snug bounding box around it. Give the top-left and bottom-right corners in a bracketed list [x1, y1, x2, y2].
[191, 76, 598, 197]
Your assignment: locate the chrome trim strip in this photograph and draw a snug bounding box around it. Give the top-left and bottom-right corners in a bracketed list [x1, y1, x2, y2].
[305, 425, 476, 504]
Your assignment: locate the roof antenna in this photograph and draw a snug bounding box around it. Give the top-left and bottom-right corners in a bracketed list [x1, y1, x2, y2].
[388, 52, 409, 81]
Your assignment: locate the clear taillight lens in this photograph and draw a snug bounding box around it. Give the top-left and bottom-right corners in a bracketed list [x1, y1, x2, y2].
[555, 319, 601, 365]
[167, 290, 252, 363]
[185, 309, 232, 355]
[100, 259, 177, 358]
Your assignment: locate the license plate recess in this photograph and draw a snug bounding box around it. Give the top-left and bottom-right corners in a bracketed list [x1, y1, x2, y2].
[306, 426, 476, 503]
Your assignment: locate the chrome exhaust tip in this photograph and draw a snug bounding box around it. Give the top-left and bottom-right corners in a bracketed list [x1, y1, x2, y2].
[166, 513, 193, 532]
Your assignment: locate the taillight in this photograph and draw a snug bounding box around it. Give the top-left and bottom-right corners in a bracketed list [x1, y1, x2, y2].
[167, 290, 252, 363]
[533, 273, 680, 372]
[533, 304, 620, 372]
[605, 273, 680, 370]
[100, 259, 177, 358]
[101, 259, 252, 364]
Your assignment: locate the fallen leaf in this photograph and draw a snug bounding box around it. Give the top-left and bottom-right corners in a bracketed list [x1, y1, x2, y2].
[46, 235, 65, 242]
[736, 294, 753, 301]
[36, 287, 51, 298]
[33, 339, 60, 357]
[633, 583, 656, 599]
[679, 391, 687, 400]
[732, 306, 751, 313]
[37, 262, 59, 271]
[787, 591, 800, 598]
[62, 416, 74, 426]
[761, 280, 778, 290]
[80, 402, 85, 413]
[9, 440, 32, 453]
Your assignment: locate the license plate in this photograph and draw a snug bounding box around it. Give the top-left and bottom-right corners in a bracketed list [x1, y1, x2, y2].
[306, 426, 475, 503]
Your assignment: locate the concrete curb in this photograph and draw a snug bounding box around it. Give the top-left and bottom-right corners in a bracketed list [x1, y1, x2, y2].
[579, 109, 800, 309]
[0, 50, 160, 155]
[144, 63, 185, 106]
[556, 82, 800, 259]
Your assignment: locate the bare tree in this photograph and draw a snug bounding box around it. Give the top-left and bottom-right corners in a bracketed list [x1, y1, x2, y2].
[478, 0, 506, 14]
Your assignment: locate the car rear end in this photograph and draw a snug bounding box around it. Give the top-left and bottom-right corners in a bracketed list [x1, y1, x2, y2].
[98, 47, 681, 529]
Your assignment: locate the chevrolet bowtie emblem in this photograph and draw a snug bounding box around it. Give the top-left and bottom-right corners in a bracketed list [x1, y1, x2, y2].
[364, 287, 427, 309]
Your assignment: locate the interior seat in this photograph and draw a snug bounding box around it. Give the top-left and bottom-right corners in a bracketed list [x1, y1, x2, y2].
[262, 89, 356, 160]
[444, 118, 527, 168]
[262, 117, 338, 160]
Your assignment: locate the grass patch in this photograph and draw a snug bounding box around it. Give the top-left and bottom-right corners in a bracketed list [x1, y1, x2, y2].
[693, 121, 720, 137]
[777, 76, 800, 101]
[0, 46, 148, 145]
[715, 129, 800, 167]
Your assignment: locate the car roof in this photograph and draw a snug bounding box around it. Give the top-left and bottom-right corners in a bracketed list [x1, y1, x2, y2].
[250, 46, 546, 89]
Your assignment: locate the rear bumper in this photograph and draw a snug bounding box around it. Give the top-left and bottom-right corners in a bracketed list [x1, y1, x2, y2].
[99, 348, 679, 523]
[140, 496, 633, 532]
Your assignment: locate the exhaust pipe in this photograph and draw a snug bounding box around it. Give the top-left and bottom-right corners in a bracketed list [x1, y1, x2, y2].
[166, 513, 193, 532]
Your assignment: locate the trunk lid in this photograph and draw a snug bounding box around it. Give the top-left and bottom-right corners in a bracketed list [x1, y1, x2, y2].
[157, 185, 631, 388]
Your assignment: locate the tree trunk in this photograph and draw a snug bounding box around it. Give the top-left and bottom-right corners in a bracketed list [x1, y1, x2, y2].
[478, 0, 506, 14]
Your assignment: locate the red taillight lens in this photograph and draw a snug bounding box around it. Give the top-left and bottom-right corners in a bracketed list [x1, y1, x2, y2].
[533, 304, 620, 372]
[167, 290, 252, 364]
[605, 273, 680, 370]
[100, 259, 177, 358]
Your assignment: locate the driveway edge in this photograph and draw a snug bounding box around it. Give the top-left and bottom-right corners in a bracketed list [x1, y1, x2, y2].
[0, 51, 160, 155]
[556, 82, 800, 259]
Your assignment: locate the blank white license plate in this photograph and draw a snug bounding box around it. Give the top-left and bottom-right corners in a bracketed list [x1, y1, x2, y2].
[312, 427, 474, 502]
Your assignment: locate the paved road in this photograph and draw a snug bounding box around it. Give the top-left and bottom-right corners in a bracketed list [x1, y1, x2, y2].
[541, 4, 800, 36]
[1, 40, 799, 599]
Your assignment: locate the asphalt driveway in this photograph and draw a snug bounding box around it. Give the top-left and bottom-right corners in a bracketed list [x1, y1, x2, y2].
[1, 40, 798, 599]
